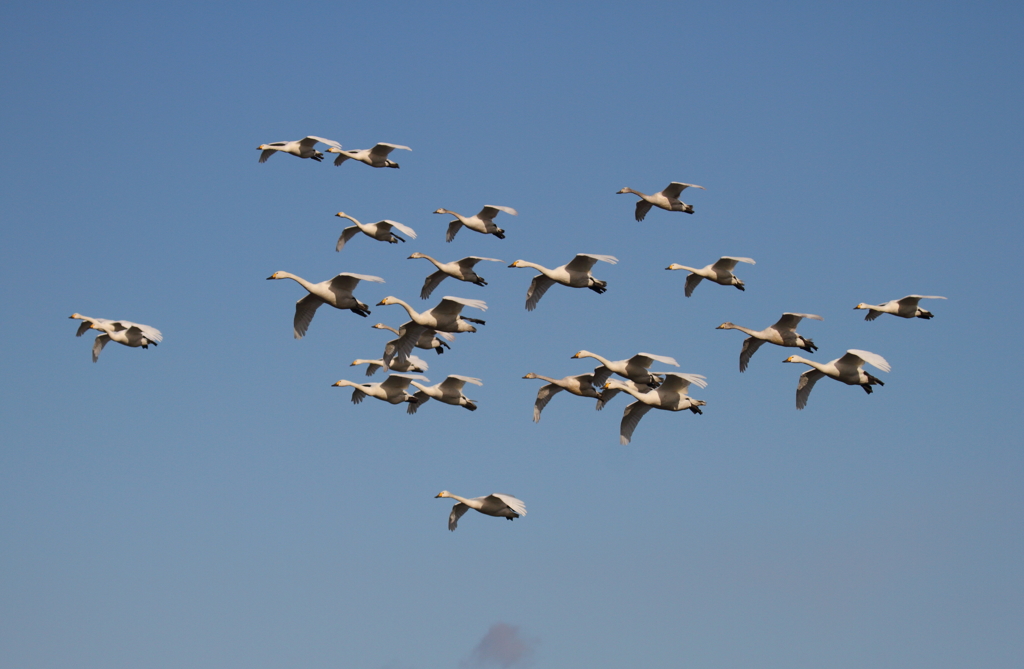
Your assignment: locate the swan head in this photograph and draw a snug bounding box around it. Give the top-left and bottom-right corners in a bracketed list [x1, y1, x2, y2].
[716, 322, 735, 329]
[508, 260, 524, 268]
[69, 313, 84, 320]
[783, 356, 801, 363]
[435, 490, 451, 499]
[433, 208, 450, 215]
[854, 303, 869, 310]
[377, 296, 398, 306]
[522, 373, 537, 379]
[266, 272, 284, 280]
[616, 187, 633, 195]
[571, 351, 591, 359]
[666, 264, 685, 271]
[407, 252, 424, 259]
[326, 147, 343, 154]
[335, 212, 351, 219]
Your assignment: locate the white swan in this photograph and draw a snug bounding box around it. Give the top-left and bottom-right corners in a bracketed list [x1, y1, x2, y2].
[571, 350, 678, 387]
[717, 312, 823, 372]
[407, 253, 503, 299]
[508, 254, 618, 311]
[522, 372, 602, 422]
[854, 295, 947, 321]
[267, 271, 385, 338]
[377, 296, 486, 368]
[407, 375, 482, 414]
[372, 322, 453, 355]
[331, 373, 427, 406]
[666, 257, 755, 296]
[350, 354, 428, 377]
[327, 142, 410, 168]
[434, 205, 517, 242]
[616, 182, 706, 221]
[334, 212, 417, 251]
[71, 313, 162, 363]
[604, 373, 708, 445]
[784, 349, 890, 410]
[258, 136, 341, 163]
[435, 490, 526, 531]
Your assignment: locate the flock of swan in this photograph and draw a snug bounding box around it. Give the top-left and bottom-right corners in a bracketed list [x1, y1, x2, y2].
[67, 134, 948, 530]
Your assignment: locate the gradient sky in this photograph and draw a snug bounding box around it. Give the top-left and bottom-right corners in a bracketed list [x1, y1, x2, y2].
[2, 2, 1022, 668]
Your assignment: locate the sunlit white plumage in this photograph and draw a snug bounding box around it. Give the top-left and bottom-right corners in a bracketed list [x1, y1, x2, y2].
[257, 136, 341, 163]
[604, 373, 708, 445]
[434, 490, 526, 531]
[666, 256, 755, 296]
[509, 254, 618, 311]
[408, 375, 482, 414]
[376, 296, 486, 368]
[522, 372, 602, 422]
[372, 322, 453, 356]
[331, 373, 428, 406]
[334, 212, 417, 251]
[70, 313, 163, 363]
[350, 354, 428, 377]
[266, 271, 385, 338]
[616, 182, 706, 221]
[408, 253, 503, 299]
[327, 142, 410, 168]
[571, 350, 678, 388]
[717, 312, 823, 371]
[854, 295, 947, 321]
[784, 349, 891, 410]
[434, 205, 517, 242]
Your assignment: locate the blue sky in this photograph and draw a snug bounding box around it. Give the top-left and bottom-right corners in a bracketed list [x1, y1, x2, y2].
[2, 2, 1022, 667]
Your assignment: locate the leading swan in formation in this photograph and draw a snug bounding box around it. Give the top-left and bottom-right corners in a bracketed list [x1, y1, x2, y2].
[407, 252, 503, 299]
[854, 295, 947, 321]
[603, 373, 708, 445]
[257, 136, 341, 163]
[70, 314, 162, 363]
[435, 490, 526, 531]
[666, 256, 755, 296]
[783, 349, 890, 410]
[327, 142, 410, 168]
[434, 205, 517, 242]
[334, 212, 417, 251]
[716, 312, 823, 372]
[617, 182, 706, 221]
[407, 375, 483, 414]
[522, 372, 602, 422]
[267, 271, 385, 338]
[509, 254, 618, 311]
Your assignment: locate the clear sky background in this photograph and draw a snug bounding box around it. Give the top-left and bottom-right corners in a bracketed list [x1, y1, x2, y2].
[2, 2, 1022, 668]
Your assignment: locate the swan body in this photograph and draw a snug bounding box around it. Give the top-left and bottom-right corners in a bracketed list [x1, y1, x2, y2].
[350, 354, 428, 377]
[617, 182, 706, 221]
[70, 313, 162, 363]
[667, 256, 755, 296]
[377, 296, 486, 367]
[408, 375, 483, 414]
[717, 312, 823, 372]
[855, 295, 947, 321]
[435, 490, 526, 531]
[571, 350, 678, 388]
[327, 142, 410, 168]
[784, 349, 890, 410]
[434, 205, 517, 242]
[334, 212, 417, 251]
[372, 322, 453, 355]
[331, 373, 428, 406]
[509, 254, 618, 311]
[522, 372, 602, 422]
[257, 136, 341, 163]
[604, 373, 708, 445]
[267, 271, 385, 338]
[408, 253, 503, 299]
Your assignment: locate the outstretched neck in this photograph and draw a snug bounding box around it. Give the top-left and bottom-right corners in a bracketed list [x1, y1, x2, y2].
[514, 260, 550, 274]
[578, 352, 612, 367]
[721, 323, 760, 337]
[277, 272, 316, 292]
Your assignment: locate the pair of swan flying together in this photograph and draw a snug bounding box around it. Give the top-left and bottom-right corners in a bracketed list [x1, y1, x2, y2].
[667, 256, 755, 296]
[257, 136, 340, 163]
[604, 373, 707, 445]
[509, 254, 618, 311]
[267, 271, 385, 338]
[435, 205, 517, 242]
[407, 375, 482, 414]
[408, 253, 503, 299]
[327, 142, 410, 168]
[784, 349, 890, 409]
[617, 182, 705, 221]
[435, 491, 526, 531]
[377, 296, 485, 368]
[717, 312, 823, 372]
[335, 213, 417, 251]
[572, 350, 678, 388]
[70, 314, 163, 362]
[854, 295, 946, 320]
[372, 323, 452, 355]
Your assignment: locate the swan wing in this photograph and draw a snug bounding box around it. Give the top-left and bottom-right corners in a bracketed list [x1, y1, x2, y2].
[370, 142, 410, 157]
[380, 220, 417, 239]
[660, 372, 708, 392]
[634, 199, 653, 222]
[590, 365, 613, 387]
[773, 312, 823, 331]
[631, 352, 679, 368]
[479, 205, 518, 219]
[489, 493, 526, 517]
[442, 375, 483, 390]
[458, 256, 503, 268]
[897, 295, 947, 307]
[420, 270, 447, 300]
[663, 182, 706, 198]
[796, 369, 825, 410]
[436, 296, 487, 315]
[336, 226, 361, 252]
[258, 148, 278, 163]
[448, 502, 469, 531]
[565, 254, 618, 272]
[739, 337, 764, 372]
[407, 391, 429, 414]
[293, 294, 323, 339]
[350, 387, 367, 404]
[596, 386, 621, 411]
[841, 349, 891, 373]
[91, 334, 110, 362]
[302, 136, 341, 150]
[620, 401, 653, 445]
[445, 221, 462, 242]
[383, 325, 426, 368]
[331, 272, 386, 293]
[380, 373, 429, 392]
[525, 275, 555, 311]
[532, 383, 563, 422]
[684, 274, 703, 297]
[712, 256, 755, 271]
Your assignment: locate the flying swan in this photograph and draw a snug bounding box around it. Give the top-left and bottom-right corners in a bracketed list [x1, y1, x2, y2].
[327, 142, 411, 168]
[717, 312, 823, 372]
[377, 296, 486, 368]
[407, 375, 483, 414]
[666, 256, 755, 296]
[571, 350, 678, 388]
[350, 354, 428, 377]
[70, 313, 162, 363]
[372, 322, 453, 355]
[616, 182, 706, 221]
[407, 253, 503, 299]
[334, 212, 417, 251]
[257, 136, 341, 163]
[784, 349, 890, 410]
[604, 373, 708, 445]
[522, 372, 602, 422]
[435, 491, 526, 531]
[509, 254, 618, 311]
[854, 295, 947, 321]
[331, 373, 428, 406]
[434, 205, 517, 242]
[267, 271, 385, 338]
